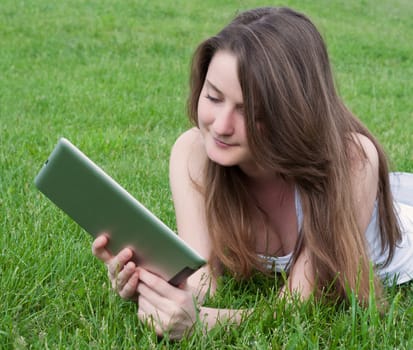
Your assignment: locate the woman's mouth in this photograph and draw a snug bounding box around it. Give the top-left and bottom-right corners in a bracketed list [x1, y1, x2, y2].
[213, 137, 236, 148]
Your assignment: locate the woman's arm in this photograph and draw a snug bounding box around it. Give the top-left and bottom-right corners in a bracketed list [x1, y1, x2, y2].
[169, 128, 219, 301]
[349, 133, 379, 233]
[130, 128, 254, 339]
[281, 133, 380, 299]
[92, 128, 216, 302]
[136, 268, 249, 339]
[92, 128, 248, 340]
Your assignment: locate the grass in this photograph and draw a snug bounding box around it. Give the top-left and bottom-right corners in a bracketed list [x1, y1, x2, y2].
[0, 0, 412, 348]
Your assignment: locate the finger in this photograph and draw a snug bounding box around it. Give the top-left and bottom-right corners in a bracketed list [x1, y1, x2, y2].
[118, 269, 140, 300]
[137, 268, 177, 298]
[137, 268, 191, 309]
[107, 248, 134, 277]
[137, 278, 180, 316]
[138, 284, 195, 340]
[137, 282, 165, 305]
[91, 234, 112, 262]
[112, 261, 135, 290]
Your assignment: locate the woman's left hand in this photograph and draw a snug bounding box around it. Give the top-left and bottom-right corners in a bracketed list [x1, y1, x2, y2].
[137, 268, 200, 340]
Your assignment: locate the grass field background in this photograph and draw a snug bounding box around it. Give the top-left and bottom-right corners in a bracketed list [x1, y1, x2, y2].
[1, 0, 412, 348]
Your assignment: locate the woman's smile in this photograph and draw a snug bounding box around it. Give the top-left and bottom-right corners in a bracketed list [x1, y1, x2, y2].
[213, 137, 238, 148]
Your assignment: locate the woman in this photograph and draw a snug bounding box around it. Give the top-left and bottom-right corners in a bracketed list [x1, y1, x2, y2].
[92, 7, 413, 339]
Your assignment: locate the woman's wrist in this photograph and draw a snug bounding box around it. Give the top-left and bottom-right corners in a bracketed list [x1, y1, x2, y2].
[198, 306, 250, 329]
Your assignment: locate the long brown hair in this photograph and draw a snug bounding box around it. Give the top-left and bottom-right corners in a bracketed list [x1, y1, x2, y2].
[187, 7, 401, 303]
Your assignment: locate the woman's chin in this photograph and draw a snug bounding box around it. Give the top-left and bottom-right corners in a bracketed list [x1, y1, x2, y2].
[206, 151, 236, 167]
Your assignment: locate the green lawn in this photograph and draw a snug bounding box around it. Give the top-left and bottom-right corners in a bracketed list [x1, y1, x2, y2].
[1, 0, 412, 348]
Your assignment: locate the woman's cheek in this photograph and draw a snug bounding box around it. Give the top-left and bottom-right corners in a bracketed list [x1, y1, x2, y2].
[197, 99, 211, 127]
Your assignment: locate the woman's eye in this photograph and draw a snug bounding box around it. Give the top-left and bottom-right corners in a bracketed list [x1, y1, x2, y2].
[206, 94, 220, 103]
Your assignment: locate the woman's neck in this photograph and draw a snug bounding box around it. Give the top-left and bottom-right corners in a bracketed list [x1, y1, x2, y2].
[241, 166, 294, 207]
[238, 161, 278, 182]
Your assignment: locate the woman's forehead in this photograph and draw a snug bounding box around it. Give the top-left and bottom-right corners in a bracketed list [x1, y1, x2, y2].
[205, 51, 243, 103]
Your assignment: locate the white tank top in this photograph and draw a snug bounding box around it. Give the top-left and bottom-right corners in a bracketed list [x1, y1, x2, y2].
[261, 172, 413, 285]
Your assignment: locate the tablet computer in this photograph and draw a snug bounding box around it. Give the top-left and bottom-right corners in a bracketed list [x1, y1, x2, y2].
[34, 138, 206, 286]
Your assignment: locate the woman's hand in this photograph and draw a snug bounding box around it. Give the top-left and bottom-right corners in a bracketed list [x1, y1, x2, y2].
[137, 268, 200, 340]
[93, 234, 201, 339]
[92, 234, 140, 301]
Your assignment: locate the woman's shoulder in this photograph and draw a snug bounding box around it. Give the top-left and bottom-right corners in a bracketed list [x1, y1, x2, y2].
[172, 128, 203, 151]
[348, 132, 379, 171]
[170, 127, 207, 182]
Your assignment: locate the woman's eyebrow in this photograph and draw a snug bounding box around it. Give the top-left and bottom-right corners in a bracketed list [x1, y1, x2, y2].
[205, 79, 223, 94]
[205, 79, 244, 108]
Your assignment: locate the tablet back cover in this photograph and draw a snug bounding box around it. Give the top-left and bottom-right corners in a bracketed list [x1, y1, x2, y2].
[34, 138, 205, 285]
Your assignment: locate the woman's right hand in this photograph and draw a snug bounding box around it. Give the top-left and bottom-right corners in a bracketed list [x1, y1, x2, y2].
[92, 234, 140, 301]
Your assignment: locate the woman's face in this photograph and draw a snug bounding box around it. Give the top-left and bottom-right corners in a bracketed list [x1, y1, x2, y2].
[197, 50, 257, 173]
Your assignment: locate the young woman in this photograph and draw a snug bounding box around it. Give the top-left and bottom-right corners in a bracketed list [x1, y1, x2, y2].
[92, 7, 413, 339]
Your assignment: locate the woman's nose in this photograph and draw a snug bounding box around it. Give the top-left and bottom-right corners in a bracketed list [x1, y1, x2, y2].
[212, 107, 235, 136]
